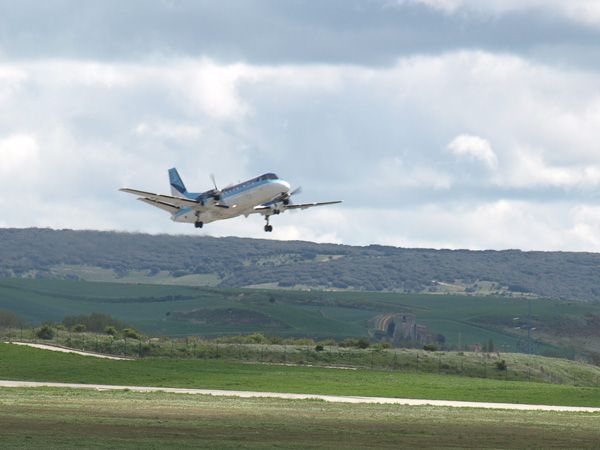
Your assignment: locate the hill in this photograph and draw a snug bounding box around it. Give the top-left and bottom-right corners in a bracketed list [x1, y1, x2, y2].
[2, 228, 600, 302]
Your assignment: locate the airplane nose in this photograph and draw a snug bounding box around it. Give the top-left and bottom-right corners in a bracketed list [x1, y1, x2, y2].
[280, 180, 291, 192]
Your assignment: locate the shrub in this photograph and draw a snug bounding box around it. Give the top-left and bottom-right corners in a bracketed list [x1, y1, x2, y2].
[496, 359, 507, 371]
[105, 326, 118, 336]
[63, 313, 127, 333]
[375, 342, 392, 349]
[423, 344, 438, 351]
[72, 324, 86, 333]
[36, 325, 54, 340]
[248, 332, 267, 344]
[123, 328, 141, 339]
[356, 338, 370, 349]
[315, 344, 324, 352]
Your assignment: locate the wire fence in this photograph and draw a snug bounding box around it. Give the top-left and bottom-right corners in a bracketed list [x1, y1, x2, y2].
[2, 326, 600, 388]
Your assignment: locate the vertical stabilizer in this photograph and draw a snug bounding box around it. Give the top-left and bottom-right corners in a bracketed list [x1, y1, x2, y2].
[169, 168, 187, 197]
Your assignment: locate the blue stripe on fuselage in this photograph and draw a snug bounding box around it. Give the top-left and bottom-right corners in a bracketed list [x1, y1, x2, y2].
[220, 178, 283, 201]
[174, 177, 285, 206]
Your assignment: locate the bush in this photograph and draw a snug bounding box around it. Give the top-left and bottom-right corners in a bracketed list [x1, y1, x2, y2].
[72, 324, 86, 333]
[248, 332, 268, 344]
[63, 313, 127, 333]
[104, 326, 118, 336]
[374, 342, 392, 349]
[123, 328, 141, 339]
[496, 359, 507, 371]
[36, 325, 54, 340]
[423, 344, 438, 351]
[356, 338, 370, 349]
[315, 344, 324, 352]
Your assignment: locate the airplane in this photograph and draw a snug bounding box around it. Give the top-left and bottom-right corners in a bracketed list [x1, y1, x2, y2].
[120, 168, 342, 232]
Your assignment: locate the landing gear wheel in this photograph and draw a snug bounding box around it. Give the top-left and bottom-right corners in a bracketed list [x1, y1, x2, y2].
[194, 221, 203, 229]
[264, 215, 273, 232]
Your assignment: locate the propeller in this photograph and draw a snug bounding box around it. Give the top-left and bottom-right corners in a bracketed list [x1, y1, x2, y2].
[282, 186, 302, 205]
[209, 173, 221, 201]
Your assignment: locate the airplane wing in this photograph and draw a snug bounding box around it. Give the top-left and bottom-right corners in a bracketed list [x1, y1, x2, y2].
[119, 188, 201, 209]
[253, 200, 342, 214]
[137, 197, 180, 214]
[283, 201, 342, 210]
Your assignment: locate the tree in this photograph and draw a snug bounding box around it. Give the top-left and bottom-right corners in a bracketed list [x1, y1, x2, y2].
[72, 324, 86, 333]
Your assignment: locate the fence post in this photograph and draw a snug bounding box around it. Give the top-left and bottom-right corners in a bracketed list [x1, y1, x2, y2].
[416, 353, 419, 372]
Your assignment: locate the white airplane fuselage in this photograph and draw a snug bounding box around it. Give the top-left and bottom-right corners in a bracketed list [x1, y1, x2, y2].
[172, 177, 290, 224]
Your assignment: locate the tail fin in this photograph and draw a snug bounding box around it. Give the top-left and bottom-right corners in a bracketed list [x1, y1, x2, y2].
[169, 168, 187, 197]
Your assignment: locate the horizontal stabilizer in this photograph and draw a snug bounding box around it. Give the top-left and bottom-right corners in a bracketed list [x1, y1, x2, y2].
[119, 188, 200, 209]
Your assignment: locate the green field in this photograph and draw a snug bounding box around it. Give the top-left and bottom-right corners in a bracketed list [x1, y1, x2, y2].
[5, 328, 600, 386]
[1, 388, 599, 449]
[1, 344, 600, 407]
[2, 278, 600, 357]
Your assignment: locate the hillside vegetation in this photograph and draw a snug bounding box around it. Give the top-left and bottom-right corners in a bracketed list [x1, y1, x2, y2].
[2, 278, 600, 358]
[3, 228, 600, 302]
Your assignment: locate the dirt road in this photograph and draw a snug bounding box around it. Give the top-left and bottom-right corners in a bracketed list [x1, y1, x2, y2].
[1, 380, 598, 412]
[5, 341, 132, 360]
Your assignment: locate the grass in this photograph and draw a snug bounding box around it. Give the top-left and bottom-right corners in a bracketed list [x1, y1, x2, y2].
[2, 277, 600, 358]
[6, 328, 600, 386]
[1, 343, 600, 407]
[0, 387, 599, 449]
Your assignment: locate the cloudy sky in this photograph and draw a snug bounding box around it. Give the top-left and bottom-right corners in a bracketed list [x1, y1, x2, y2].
[2, 0, 600, 251]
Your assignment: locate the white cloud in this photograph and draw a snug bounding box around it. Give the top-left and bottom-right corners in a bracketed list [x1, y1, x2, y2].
[0, 134, 39, 175]
[134, 121, 202, 140]
[497, 149, 600, 188]
[447, 134, 497, 169]
[2, 52, 600, 251]
[396, 0, 600, 26]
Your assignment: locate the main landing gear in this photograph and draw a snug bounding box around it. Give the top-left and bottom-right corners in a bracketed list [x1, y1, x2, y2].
[194, 221, 203, 229]
[264, 216, 273, 232]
